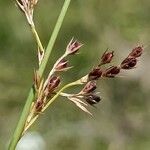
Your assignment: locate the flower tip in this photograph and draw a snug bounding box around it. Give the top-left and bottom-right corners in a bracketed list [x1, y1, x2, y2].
[129, 46, 143, 58]
[55, 59, 68, 71]
[121, 58, 137, 70]
[101, 50, 114, 64]
[66, 38, 83, 55]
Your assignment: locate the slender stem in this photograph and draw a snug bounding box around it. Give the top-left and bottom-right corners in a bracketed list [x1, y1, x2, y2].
[38, 0, 71, 76]
[31, 25, 45, 53]
[8, 0, 71, 149]
[24, 80, 82, 132]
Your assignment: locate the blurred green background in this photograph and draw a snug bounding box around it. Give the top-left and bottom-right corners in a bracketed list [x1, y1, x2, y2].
[0, 0, 150, 150]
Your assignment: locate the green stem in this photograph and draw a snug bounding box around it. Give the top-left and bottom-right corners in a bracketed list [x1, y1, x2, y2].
[8, 0, 71, 149]
[39, 0, 71, 76]
[31, 25, 45, 53]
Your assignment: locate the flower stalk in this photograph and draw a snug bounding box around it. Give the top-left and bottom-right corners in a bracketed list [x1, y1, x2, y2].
[31, 25, 45, 65]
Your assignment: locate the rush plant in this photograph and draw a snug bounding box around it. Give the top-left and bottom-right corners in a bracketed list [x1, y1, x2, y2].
[8, 0, 143, 149]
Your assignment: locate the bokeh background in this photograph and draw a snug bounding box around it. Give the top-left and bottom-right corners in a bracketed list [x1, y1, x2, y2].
[0, 0, 150, 150]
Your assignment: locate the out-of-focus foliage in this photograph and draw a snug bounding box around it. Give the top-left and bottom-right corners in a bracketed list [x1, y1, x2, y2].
[0, 0, 150, 149]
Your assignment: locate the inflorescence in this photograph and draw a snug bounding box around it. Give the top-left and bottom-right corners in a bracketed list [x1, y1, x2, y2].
[15, 0, 144, 130]
[31, 40, 143, 116]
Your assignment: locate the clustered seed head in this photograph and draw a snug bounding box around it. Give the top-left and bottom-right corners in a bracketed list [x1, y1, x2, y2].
[16, 0, 38, 25]
[33, 39, 143, 115]
[120, 46, 143, 70]
[76, 45, 143, 109]
[33, 38, 83, 113]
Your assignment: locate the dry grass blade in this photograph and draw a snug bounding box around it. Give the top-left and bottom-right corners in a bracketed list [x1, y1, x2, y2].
[69, 97, 92, 116]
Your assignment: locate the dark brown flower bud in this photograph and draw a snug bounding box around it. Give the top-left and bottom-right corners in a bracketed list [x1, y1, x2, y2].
[82, 81, 97, 93]
[88, 68, 103, 80]
[35, 100, 44, 112]
[101, 50, 114, 64]
[102, 66, 120, 78]
[55, 59, 68, 71]
[129, 46, 143, 58]
[121, 58, 137, 69]
[66, 38, 83, 55]
[47, 76, 60, 92]
[85, 94, 101, 105]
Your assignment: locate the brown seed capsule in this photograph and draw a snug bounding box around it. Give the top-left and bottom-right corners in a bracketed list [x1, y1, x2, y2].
[35, 100, 44, 112]
[66, 38, 83, 55]
[85, 94, 101, 105]
[88, 68, 103, 80]
[102, 66, 120, 78]
[82, 81, 97, 93]
[129, 46, 143, 58]
[55, 59, 68, 71]
[101, 50, 114, 64]
[47, 76, 60, 92]
[121, 58, 137, 69]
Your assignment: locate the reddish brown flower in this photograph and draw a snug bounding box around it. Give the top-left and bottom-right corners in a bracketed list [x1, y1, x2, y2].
[85, 94, 101, 105]
[121, 58, 137, 69]
[81, 81, 97, 93]
[35, 100, 44, 112]
[101, 50, 114, 64]
[88, 67, 103, 80]
[55, 59, 68, 71]
[66, 38, 83, 55]
[47, 76, 60, 92]
[129, 46, 143, 58]
[102, 66, 120, 78]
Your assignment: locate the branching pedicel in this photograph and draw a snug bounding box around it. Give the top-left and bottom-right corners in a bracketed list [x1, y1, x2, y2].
[11, 0, 143, 148]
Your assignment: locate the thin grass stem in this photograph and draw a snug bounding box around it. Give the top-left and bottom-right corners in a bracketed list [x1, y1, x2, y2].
[31, 25, 45, 53]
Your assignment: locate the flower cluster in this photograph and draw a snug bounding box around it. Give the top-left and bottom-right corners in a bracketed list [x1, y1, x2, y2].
[30, 40, 143, 117]
[32, 39, 83, 113]
[121, 46, 143, 69]
[16, 0, 38, 25]
[65, 45, 143, 115]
